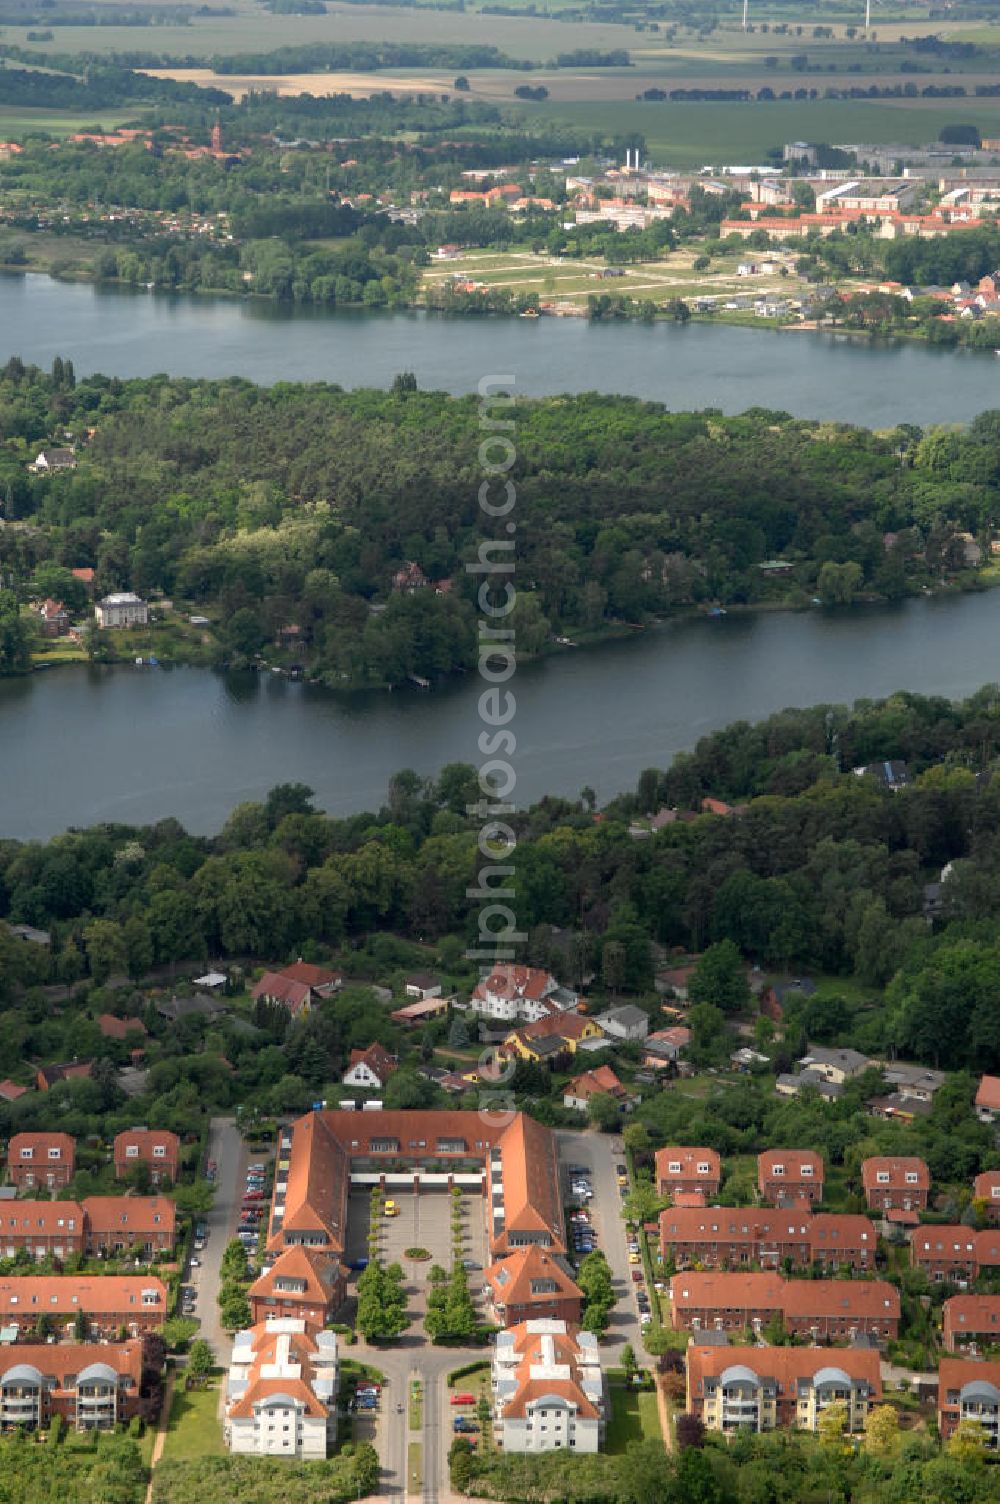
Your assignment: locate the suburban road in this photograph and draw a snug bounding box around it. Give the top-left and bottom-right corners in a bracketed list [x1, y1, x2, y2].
[556, 1128, 643, 1358]
[193, 1116, 246, 1364]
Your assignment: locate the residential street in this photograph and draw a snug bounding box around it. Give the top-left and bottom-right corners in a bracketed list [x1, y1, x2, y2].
[556, 1128, 643, 1357]
[193, 1116, 245, 1364]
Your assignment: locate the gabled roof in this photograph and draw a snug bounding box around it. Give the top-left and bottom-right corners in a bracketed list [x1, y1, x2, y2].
[0, 1200, 84, 1236]
[976, 1074, 1000, 1111]
[758, 1149, 824, 1181]
[861, 1155, 930, 1190]
[8, 1132, 75, 1163]
[82, 1195, 175, 1237]
[248, 1245, 342, 1307]
[113, 1128, 179, 1162]
[688, 1342, 881, 1391]
[475, 964, 558, 1003]
[0, 1275, 167, 1316]
[97, 1013, 147, 1041]
[484, 1245, 582, 1310]
[251, 972, 312, 1011]
[280, 962, 342, 990]
[655, 1146, 721, 1182]
[0, 1338, 143, 1389]
[346, 1044, 397, 1083]
[565, 1065, 624, 1100]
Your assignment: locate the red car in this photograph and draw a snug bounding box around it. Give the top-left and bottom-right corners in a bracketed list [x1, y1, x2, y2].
[631, 1270, 643, 1283]
[450, 1393, 475, 1406]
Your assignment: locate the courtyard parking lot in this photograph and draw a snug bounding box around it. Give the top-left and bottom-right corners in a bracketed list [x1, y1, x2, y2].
[344, 1188, 488, 1275]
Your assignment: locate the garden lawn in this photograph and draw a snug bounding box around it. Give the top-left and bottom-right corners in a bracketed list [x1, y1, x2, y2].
[159, 1374, 226, 1463]
[605, 1378, 662, 1453]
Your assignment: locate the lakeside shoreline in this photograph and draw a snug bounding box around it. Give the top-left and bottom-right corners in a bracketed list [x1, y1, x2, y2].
[4, 263, 999, 357]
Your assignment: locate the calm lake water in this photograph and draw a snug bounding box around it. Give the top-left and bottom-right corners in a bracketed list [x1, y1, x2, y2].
[2, 273, 1000, 424]
[3, 593, 1000, 839]
[4, 275, 1000, 838]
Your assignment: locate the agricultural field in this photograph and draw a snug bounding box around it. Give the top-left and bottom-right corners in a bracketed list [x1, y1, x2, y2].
[520, 95, 1000, 166]
[0, 105, 148, 136]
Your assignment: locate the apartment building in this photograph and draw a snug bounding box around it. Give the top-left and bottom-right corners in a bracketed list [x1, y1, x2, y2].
[113, 1129, 180, 1185]
[654, 1147, 721, 1203]
[860, 1156, 930, 1214]
[938, 1358, 1000, 1447]
[0, 1276, 168, 1338]
[6, 1133, 75, 1190]
[248, 1246, 345, 1329]
[227, 1319, 338, 1458]
[492, 1319, 605, 1453]
[757, 1150, 824, 1206]
[686, 1344, 881, 1435]
[942, 1296, 1000, 1352]
[0, 1339, 145, 1433]
[669, 1271, 899, 1343]
[266, 1109, 565, 1264]
[659, 1208, 877, 1272]
[484, 1245, 584, 1328]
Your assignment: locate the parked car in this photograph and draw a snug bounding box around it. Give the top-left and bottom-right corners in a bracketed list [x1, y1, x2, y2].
[383, 1199, 399, 1217]
[450, 1393, 476, 1406]
[631, 1270, 643, 1283]
[348, 1258, 369, 1271]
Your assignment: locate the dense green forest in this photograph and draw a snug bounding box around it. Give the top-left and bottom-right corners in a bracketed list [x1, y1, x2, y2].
[0, 365, 997, 682]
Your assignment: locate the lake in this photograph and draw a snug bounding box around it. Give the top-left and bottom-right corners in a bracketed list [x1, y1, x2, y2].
[4, 273, 1000, 839]
[3, 592, 1000, 839]
[2, 273, 1000, 425]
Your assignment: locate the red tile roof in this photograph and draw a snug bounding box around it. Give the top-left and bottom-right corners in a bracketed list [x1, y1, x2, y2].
[973, 1171, 1000, 1202]
[0, 1201, 84, 1238]
[8, 1132, 74, 1166]
[97, 1013, 147, 1041]
[82, 1195, 176, 1239]
[0, 1274, 167, 1317]
[670, 1271, 898, 1322]
[861, 1155, 930, 1191]
[976, 1074, 1000, 1111]
[688, 1342, 881, 1393]
[758, 1149, 823, 1181]
[484, 1245, 582, 1311]
[280, 962, 342, 989]
[565, 1065, 624, 1100]
[251, 972, 312, 1011]
[655, 1147, 721, 1184]
[0, 1338, 143, 1387]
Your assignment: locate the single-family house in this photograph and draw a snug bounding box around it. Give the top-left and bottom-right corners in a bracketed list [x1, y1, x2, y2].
[342, 1044, 398, 1092]
[563, 1065, 626, 1112]
[593, 1005, 649, 1042]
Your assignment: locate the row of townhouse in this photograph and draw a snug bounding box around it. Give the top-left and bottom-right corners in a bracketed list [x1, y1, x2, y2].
[670, 1270, 901, 1344]
[0, 1195, 175, 1259]
[0, 1337, 148, 1433]
[6, 1129, 180, 1190]
[654, 1145, 931, 1215]
[659, 1207, 878, 1271]
[0, 1275, 168, 1339]
[910, 1225, 1000, 1283]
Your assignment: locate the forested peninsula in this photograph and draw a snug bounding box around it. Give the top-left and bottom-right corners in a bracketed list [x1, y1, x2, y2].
[1, 362, 998, 684]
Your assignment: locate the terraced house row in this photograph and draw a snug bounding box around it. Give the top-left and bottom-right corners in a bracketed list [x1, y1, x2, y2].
[0, 1196, 176, 1259]
[654, 1145, 929, 1216]
[659, 1207, 878, 1271]
[669, 1271, 901, 1343]
[0, 1276, 168, 1339]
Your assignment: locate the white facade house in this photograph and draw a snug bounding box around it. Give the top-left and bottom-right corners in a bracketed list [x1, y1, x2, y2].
[95, 593, 149, 629]
[227, 1319, 337, 1458]
[469, 964, 579, 1024]
[493, 1319, 604, 1454]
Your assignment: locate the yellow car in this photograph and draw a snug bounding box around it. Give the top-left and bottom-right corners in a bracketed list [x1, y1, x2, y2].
[628, 1252, 641, 1265]
[383, 1199, 399, 1217]
[617, 1174, 628, 1187]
